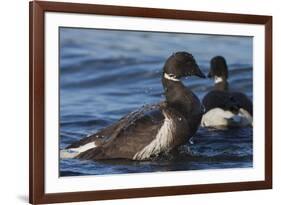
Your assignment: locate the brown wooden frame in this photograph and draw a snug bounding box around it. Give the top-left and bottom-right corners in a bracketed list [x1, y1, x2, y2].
[29, 1, 272, 204]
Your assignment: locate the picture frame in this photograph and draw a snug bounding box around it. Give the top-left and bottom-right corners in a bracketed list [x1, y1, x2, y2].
[29, 1, 272, 204]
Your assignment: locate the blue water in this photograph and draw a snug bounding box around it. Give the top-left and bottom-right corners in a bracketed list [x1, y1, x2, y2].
[59, 27, 253, 176]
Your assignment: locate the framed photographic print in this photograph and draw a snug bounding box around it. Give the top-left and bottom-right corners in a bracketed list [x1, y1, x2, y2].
[29, 1, 272, 204]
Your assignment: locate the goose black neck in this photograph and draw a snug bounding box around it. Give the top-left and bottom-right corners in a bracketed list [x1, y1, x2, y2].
[162, 73, 195, 116]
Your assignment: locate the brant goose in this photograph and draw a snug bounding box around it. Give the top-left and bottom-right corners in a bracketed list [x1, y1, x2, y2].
[201, 56, 253, 128]
[60, 52, 205, 161]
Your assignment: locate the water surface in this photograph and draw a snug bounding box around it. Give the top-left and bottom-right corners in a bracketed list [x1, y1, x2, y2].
[59, 28, 253, 176]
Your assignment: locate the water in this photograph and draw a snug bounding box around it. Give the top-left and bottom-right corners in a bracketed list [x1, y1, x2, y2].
[59, 28, 253, 176]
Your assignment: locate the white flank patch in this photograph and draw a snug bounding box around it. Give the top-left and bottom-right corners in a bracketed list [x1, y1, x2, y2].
[60, 141, 97, 159]
[238, 108, 253, 126]
[201, 108, 252, 128]
[133, 112, 175, 160]
[201, 108, 233, 128]
[214, 76, 224, 84]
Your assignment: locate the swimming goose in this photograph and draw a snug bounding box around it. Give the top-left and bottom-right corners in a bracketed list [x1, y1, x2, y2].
[201, 56, 253, 128]
[60, 52, 205, 161]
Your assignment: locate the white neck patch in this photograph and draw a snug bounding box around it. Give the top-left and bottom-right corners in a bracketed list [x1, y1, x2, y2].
[164, 73, 180, 82]
[214, 76, 223, 84]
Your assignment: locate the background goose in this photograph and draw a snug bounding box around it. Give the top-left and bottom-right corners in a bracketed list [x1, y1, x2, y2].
[201, 56, 253, 128]
[60, 51, 206, 161]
